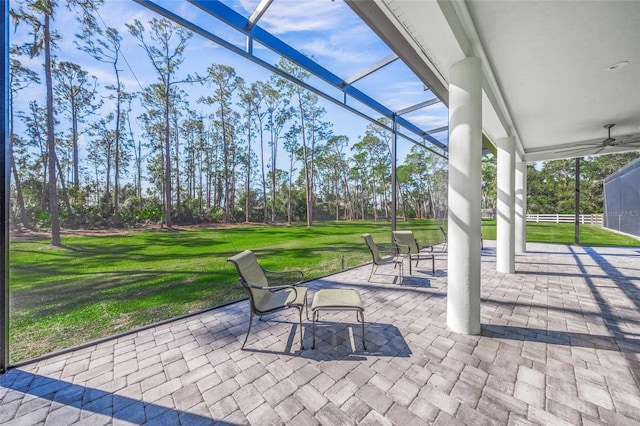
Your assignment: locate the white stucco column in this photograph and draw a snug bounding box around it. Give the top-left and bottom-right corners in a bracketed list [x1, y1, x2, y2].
[515, 155, 527, 253]
[447, 57, 482, 335]
[497, 136, 515, 273]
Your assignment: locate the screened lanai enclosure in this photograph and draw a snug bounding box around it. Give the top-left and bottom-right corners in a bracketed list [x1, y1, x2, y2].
[3, 1, 640, 424]
[1, 0, 453, 369]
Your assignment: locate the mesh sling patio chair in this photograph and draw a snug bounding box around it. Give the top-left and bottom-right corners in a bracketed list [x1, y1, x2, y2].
[361, 233, 404, 282]
[227, 250, 307, 350]
[392, 230, 435, 275]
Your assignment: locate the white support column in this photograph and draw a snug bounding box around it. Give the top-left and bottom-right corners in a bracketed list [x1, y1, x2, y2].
[447, 57, 482, 335]
[515, 155, 527, 253]
[497, 136, 515, 273]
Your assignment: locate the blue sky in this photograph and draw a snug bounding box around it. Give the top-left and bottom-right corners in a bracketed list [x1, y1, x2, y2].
[10, 0, 449, 177]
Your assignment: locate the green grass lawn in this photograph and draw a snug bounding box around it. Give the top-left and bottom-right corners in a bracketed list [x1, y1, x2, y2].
[8, 220, 446, 362]
[480, 219, 640, 246]
[8, 219, 639, 363]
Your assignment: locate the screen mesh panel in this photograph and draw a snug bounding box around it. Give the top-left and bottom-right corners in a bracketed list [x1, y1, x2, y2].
[603, 157, 640, 237]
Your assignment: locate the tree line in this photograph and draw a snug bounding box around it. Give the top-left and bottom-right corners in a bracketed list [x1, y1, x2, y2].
[481, 153, 639, 214]
[9, 0, 448, 246]
[10, 1, 636, 247]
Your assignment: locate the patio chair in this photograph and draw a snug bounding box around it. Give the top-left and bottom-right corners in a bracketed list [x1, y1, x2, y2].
[227, 250, 307, 350]
[361, 233, 404, 282]
[392, 230, 435, 274]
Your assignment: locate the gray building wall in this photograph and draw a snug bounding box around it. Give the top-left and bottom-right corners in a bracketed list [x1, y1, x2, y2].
[603, 157, 640, 237]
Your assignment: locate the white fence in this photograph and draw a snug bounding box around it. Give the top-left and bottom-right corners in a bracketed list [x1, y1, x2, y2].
[526, 214, 603, 226]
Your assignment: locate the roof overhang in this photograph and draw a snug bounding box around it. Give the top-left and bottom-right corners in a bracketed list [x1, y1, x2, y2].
[347, 0, 640, 163]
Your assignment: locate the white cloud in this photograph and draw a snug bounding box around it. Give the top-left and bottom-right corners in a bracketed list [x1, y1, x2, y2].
[260, 2, 348, 34]
[404, 112, 448, 129]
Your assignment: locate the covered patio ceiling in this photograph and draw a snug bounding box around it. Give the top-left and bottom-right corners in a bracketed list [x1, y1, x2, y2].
[348, 0, 640, 163]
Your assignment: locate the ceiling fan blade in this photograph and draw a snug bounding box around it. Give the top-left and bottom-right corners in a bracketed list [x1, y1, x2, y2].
[550, 146, 596, 156]
[613, 135, 640, 146]
[547, 142, 601, 154]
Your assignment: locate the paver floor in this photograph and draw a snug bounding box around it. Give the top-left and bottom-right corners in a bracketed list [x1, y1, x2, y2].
[1, 241, 639, 425]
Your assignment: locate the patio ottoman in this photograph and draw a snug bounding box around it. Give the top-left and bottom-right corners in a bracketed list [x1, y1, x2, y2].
[311, 288, 366, 350]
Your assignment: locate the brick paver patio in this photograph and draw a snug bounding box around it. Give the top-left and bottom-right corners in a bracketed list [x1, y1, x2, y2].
[1, 241, 639, 425]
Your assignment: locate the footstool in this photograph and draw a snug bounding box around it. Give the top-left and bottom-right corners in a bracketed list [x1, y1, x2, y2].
[311, 289, 366, 350]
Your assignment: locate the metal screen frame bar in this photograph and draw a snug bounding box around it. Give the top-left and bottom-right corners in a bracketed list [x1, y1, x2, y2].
[1, 0, 10, 374]
[135, 0, 447, 153]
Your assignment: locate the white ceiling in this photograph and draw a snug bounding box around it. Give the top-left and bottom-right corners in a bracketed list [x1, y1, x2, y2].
[347, 0, 640, 162]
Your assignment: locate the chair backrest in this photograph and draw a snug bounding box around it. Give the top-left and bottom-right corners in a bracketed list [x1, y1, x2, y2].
[392, 230, 419, 254]
[227, 250, 269, 287]
[227, 250, 272, 313]
[361, 234, 385, 264]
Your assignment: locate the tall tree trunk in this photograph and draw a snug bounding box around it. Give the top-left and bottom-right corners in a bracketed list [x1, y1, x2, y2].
[9, 90, 28, 228]
[205, 147, 211, 209]
[230, 141, 237, 220]
[9, 148, 28, 229]
[270, 126, 277, 223]
[72, 103, 79, 191]
[342, 174, 353, 220]
[399, 184, 408, 221]
[371, 169, 378, 223]
[380, 176, 389, 220]
[221, 109, 230, 223]
[129, 112, 142, 199]
[198, 137, 203, 215]
[260, 127, 267, 223]
[113, 71, 121, 222]
[164, 81, 172, 227]
[360, 183, 367, 220]
[335, 179, 339, 221]
[296, 91, 312, 227]
[288, 155, 294, 224]
[245, 126, 251, 223]
[44, 13, 61, 245]
[55, 155, 73, 218]
[175, 117, 181, 223]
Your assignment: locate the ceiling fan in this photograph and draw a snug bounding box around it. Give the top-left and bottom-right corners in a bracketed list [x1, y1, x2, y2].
[602, 123, 617, 146]
[600, 124, 640, 148]
[549, 123, 640, 158]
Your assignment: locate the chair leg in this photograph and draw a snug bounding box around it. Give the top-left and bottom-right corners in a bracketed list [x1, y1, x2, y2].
[298, 306, 305, 350]
[312, 310, 318, 349]
[242, 310, 254, 350]
[360, 311, 366, 350]
[432, 255, 435, 273]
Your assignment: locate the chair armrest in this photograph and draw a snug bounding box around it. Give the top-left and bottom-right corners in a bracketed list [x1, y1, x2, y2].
[375, 244, 398, 256]
[263, 268, 304, 277]
[376, 243, 394, 250]
[263, 269, 304, 286]
[247, 282, 299, 293]
[394, 242, 411, 255]
[418, 243, 434, 253]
